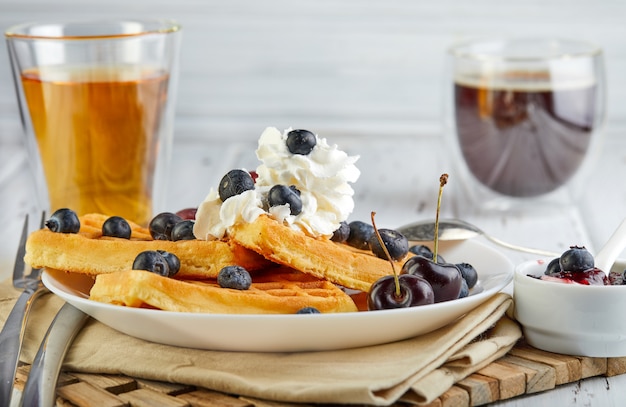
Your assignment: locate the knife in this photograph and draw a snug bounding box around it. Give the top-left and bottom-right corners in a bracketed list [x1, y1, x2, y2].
[19, 303, 89, 407]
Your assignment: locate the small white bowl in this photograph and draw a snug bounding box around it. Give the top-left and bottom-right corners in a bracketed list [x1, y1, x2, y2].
[514, 258, 626, 357]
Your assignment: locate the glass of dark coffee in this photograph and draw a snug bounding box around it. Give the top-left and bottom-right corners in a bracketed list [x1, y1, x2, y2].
[445, 38, 605, 212]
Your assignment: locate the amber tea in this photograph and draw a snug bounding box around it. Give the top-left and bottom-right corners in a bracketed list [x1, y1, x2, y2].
[21, 66, 169, 226]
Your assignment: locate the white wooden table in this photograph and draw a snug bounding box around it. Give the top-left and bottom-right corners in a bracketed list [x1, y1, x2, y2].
[1, 126, 626, 406]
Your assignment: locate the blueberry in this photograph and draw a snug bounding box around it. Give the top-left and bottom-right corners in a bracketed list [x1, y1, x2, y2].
[331, 221, 350, 243]
[296, 306, 321, 314]
[368, 229, 409, 261]
[132, 251, 170, 277]
[545, 257, 561, 275]
[409, 244, 445, 263]
[102, 216, 131, 239]
[171, 220, 196, 241]
[346, 221, 374, 250]
[217, 266, 252, 290]
[409, 244, 432, 257]
[560, 246, 594, 272]
[286, 129, 316, 155]
[457, 279, 469, 299]
[218, 169, 255, 202]
[268, 185, 303, 215]
[157, 250, 181, 277]
[149, 212, 182, 240]
[46, 208, 80, 234]
[456, 262, 478, 289]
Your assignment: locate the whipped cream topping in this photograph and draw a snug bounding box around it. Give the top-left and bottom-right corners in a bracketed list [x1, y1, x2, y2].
[193, 127, 360, 240]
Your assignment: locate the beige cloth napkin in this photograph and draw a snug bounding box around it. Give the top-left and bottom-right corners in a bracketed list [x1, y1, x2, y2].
[0, 280, 520, 405]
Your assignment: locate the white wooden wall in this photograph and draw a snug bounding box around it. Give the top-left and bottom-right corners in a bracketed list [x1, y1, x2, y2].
[1, 0, 625, 147]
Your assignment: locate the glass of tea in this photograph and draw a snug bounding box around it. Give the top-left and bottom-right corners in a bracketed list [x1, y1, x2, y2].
[444, 38, 605, 212]
[5, 20, 181, 226]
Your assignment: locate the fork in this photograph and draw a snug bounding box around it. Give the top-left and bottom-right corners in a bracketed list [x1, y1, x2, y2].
[0, 212, 47, 405]
[20, 302, 89, 406]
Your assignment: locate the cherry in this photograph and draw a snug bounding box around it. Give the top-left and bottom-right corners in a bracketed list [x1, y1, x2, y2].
[175, 207, 197, 220]
[431, 174, 448, 262]
[367, 212, 435, 311]
[458, 279, 469, 299]
[368, 274, 434, 310]
[402, 255, 463, 303]
[249, 170, 259, 183]
[400, 174, 463, 302]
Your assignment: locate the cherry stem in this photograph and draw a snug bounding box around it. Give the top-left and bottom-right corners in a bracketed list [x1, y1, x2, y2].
[433, 174, 448, 262]
[371, 211, 401, 298]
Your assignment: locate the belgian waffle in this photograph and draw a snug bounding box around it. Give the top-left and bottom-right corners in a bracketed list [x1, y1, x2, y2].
[24, 213, 272, 279]
[228, 215, 408, 292]
[89, 267, 358, 314]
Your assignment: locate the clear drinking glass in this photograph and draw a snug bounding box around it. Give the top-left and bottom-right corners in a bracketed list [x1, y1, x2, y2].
[444, 38, 606, 213]
[6, 20, 181, 226]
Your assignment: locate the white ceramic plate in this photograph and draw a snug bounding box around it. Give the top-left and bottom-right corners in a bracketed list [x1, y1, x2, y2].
[42, 239, 513, 352]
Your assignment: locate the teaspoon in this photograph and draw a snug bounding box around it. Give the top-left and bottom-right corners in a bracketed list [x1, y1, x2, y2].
[396, 218, 560, 257]
[593, 217, 626, 273]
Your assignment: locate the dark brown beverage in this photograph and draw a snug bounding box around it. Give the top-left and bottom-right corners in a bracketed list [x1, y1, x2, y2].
[454, 73, 597, 197]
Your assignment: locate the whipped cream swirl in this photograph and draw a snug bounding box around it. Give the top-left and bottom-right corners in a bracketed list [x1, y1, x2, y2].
[193, 127, 360, 240]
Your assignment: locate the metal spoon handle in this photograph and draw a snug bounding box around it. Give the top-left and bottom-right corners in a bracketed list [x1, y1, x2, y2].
[398, 219, 560, 258]
[480, 234, 560, 258]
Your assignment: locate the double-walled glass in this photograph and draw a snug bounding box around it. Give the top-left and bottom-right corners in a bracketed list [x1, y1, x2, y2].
[444, 38, 605, 212]
[6, 20, 181, 225]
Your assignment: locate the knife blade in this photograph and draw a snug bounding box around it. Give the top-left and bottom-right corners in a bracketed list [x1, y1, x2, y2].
[19, 303, 89, 407]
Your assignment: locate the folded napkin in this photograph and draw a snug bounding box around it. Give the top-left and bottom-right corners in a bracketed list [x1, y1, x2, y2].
[0, 280, 520, 405]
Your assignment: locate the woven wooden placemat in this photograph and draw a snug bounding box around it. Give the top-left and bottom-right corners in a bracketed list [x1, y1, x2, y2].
[14, 339, 626, 407]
